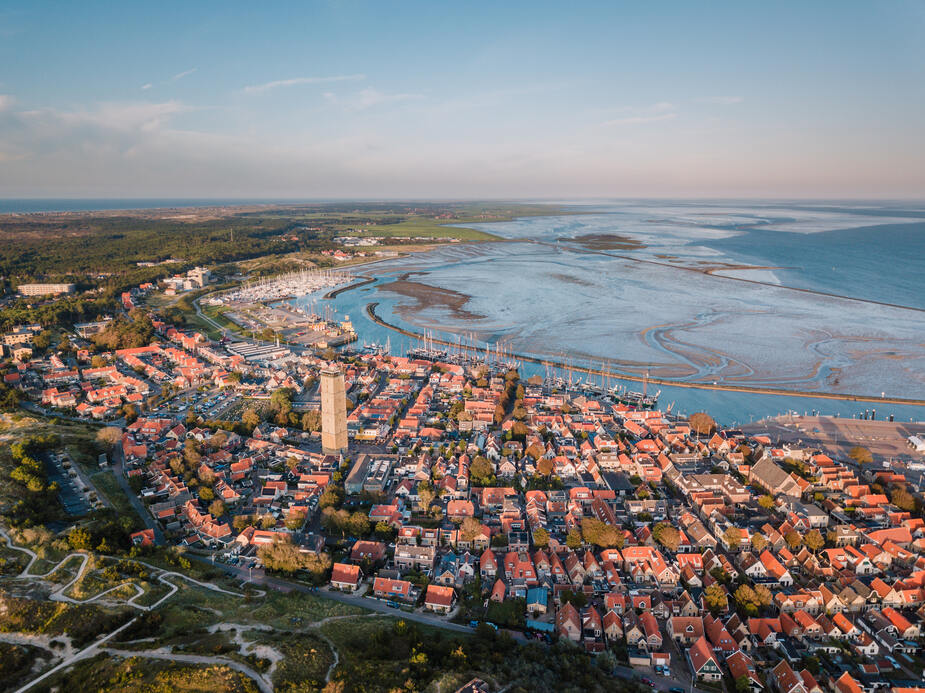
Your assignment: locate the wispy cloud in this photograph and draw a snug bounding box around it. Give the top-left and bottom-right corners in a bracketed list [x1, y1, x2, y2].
[601, 101, 677, 126]
[171, 68, 197, 82]
[696, 96, 743, 105]
[242, 74, 365, 94]
[140, 83, 153, 91]
[0, 94, 14, 111]
[351, 88, 424, 111]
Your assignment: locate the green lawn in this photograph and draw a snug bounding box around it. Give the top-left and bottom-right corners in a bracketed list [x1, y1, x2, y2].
[358, 217, 500, 241]
[90, 470, 142, 522]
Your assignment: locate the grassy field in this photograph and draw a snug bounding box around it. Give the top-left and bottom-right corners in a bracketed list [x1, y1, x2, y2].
[357, 216, 501, 240]
[35, 652, 261, 693]
[0, 592, 131, 647]
[90, 470, 142, 522]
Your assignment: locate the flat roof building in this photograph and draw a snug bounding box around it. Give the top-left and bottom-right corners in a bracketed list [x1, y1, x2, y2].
[18, 283, 75, 296]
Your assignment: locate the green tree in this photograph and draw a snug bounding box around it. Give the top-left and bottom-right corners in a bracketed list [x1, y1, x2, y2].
[784, 530, 802, 550]
[208, 500, 226, 518]
[566, 527, 583, 550]
[848, 446, 873, 466]
[68, 527, 92, 551]
[758, 495, 775, 511]
[532, 527, 550, 548]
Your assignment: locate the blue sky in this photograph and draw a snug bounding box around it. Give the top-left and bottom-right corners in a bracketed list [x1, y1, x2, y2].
[1, 1, 923, 198]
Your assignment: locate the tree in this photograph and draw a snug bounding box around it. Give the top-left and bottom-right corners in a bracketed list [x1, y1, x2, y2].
[891, 486, 917, 512]
[242, 408, 261, 430]
[848, 446, 873, 466]
[535, 456, 554, 477]
[96, 427, 122, 447]
[704, 584, 728, 614]
[758, 495, 775, 511]
[532, 527, 549, 548]
[689, 412, 717, 436]
[285, 509, 307, 531]
[460, 517, 482, 542]
[784, 530, 802, 550]
[301, 410, 321, 432]
[565, 527, 583, 550]
[723, 526, 742, 551]
[652, 522, 680, 552]
[753, 584, 772, 607]
[68, 527, 92, 551]
[750, 534, 769, 553]
[208, 500, 226, 518]
[318, 486, 344, 510]
[258, 537, 316, 575]
[804, 529, 824, 553]
[198, 486, 214, 501]
[470, 456, 493, 485]
[733, 584, 759, 615]
[417, 482, 436, 513]
[736, 676, 752, 693]
[581, 517, 623, 548]
[347, 511, 370, 538]
[374, 521, 395, 541]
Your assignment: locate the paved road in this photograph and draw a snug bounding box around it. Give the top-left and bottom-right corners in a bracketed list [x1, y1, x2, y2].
[112, 443, 165, 545]
[202, 558, 494, 638]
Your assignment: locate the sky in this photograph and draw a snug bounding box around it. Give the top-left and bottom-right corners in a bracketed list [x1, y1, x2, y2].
[0, 1, 923, 199]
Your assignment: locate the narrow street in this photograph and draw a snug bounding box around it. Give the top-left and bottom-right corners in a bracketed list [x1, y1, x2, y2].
[112, 443, 166, 545]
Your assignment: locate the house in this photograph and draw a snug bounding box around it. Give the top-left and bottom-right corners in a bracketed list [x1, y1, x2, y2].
[351, 540, 387, 564]
[603, 609, 623, 642]
[669, 616, 705, 645]
[373, 577, 414, 602]
[394, 544, 436, 572]
[480, 549, 498, 580]
[526, 587, 548, 615]
[832, 672, 864, 693]
[687, 635, 722, 681]
[726, 651, 763, 693]
[749, 458, 804, 498]
[130, 529, 156, 548]
[640, 611, 662, 650]
[425, 584, 456, 614]
[769, 661, 807, 693]
[330, 563, 363, 592]
[556, 602, 582, 642]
